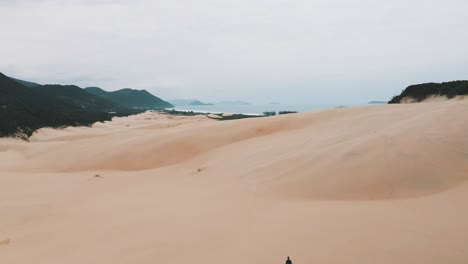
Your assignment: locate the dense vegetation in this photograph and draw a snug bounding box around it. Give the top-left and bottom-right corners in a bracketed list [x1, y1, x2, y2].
[165, 109, 200, 116]
[9, 77, 40, 88]
[162, 109, 260, 121]
[278, 111, 298, 115]
[263, 111, 298, 116]
[35, 84, 130, 112]
[163, 109, 298, 120]
[85, 87, 173, 109]
[216, 114, 259, 121]
[0, 73, 142, 138]
[263, 111, 276, 116]
[389, 81, 468, 104]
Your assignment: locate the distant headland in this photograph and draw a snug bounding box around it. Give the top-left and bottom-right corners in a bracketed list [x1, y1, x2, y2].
[0, 73, 173, 138]
[388, 81, 468, 104]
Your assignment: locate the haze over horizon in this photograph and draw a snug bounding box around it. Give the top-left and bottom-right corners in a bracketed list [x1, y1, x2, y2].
[1, 0, 467, 104]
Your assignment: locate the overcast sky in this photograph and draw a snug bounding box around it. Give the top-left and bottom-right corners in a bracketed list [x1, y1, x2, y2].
[1, 0, 467, 104]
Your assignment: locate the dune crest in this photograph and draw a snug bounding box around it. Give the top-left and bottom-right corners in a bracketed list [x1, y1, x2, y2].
[1, 101, 468, 264]
[2, 100, 468, 200]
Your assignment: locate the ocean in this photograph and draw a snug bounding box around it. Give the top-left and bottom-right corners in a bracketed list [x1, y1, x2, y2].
[168, 103, 365, 115]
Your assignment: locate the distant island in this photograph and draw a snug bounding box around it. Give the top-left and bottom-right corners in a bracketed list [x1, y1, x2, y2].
[190, 100, 212, 106]
[169, 99, 212, 106]
[169, 99, 251, 106]
[389, 81, 468, 104]
[0, 73, 172, 138]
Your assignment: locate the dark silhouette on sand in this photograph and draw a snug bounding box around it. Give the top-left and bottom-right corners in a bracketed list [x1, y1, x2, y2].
[286, 256, 292, 264]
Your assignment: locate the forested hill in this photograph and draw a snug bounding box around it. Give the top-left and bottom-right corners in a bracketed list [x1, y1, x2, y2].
[85, 87, 173, 109]
[35, 84, 127, 112]
[389, 81, 468, 103]
[0, 73, 141, 138]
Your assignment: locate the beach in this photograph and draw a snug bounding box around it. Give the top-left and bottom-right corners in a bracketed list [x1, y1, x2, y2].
[1, 99, 467, 264]
[169, 103, 359, 115]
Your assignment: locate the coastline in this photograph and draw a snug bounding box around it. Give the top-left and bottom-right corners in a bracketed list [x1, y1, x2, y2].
[167, 103, 363, 115]
[1, 100, 468, 264]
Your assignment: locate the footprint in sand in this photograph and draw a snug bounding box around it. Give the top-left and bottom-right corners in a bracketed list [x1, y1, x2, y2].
[195, 167, 205, 173]
[0, 238, 10, 247]
[87, 174, 104, 181]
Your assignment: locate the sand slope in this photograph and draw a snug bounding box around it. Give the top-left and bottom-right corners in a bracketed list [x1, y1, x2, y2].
[1, 100, 468, 264]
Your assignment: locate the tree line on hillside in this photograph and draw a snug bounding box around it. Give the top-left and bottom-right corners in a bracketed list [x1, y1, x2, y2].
[389, 81, 468, 103]
[0, 73, 172, 139]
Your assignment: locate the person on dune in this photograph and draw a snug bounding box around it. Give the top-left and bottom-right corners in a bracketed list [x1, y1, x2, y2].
[286, 256, 293, 264]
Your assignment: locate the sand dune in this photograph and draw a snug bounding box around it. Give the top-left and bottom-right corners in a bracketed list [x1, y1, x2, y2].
[1, 100, 468, 264]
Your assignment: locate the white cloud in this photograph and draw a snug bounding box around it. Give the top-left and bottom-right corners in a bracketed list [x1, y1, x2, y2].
[1, 0, 467, 103]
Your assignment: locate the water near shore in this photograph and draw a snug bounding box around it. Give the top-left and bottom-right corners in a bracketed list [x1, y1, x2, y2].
[169, 103, 363, 115]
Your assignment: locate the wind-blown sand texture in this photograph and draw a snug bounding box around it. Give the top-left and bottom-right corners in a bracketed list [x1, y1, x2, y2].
[1, 100, 468, 264]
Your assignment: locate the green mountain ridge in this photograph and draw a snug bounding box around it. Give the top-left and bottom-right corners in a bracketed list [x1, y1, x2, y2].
[0, 73, 140, 138]
[8, 77, 41, 88]
[1, 74, 178, 138]
[85, 87, 173, 109]
[34, 84, 128, 112]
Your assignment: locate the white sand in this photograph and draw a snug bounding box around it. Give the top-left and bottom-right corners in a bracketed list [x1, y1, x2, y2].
[1, 100, 468, 264]
[207, 113, 222, 119]
[400, 95, 465, 103]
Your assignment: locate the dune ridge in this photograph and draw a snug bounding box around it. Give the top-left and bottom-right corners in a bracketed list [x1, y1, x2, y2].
[1, 100, 468, 264]
[2, 101, 467, 200]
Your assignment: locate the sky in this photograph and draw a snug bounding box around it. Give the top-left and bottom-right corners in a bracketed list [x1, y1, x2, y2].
[1, 0, 467, 104]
